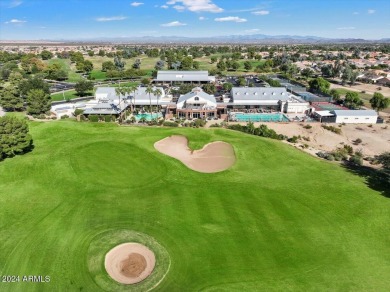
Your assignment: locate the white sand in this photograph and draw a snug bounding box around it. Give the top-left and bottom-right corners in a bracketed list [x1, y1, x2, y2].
[154, 135, 236, 173]
[105, 243, 156, 285]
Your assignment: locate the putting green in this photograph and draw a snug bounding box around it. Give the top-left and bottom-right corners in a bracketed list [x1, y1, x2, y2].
[0, 121, 389, 291]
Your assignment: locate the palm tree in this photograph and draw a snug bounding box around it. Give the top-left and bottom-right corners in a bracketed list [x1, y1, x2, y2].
[154, 88, 162, 116]
[115, 86, 125, 123]
[128, 85, 138, 113]
[145, 86, 154, 120]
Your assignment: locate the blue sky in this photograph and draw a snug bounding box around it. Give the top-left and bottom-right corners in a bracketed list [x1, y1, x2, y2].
[0, 0, 389, 40]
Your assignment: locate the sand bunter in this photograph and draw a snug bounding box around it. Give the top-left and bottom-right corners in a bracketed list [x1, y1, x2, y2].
[105, 243, 156, 285]
[154, 135, 236, 173]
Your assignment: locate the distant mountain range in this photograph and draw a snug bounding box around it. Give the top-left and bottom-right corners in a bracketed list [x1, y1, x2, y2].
[2, 34, 390, 44]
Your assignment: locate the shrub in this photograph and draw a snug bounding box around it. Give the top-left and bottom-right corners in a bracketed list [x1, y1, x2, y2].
[60, 115, 69, 119]
[349, 154, 363, 166]
[104, 115, 113, 122]
[322, 125, 341, 134]
[303, 124, 312, 129]
[287, 136, 299, 143]
[163, 121, 179, 127]
[209, 123, 221, 128]
[89, 115, 99, 122]
[74, 109, 84, 116]
[343, 145, 354, 155]
[353, 138, 362, 145]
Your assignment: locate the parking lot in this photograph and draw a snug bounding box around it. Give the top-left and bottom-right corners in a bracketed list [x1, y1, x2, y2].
[48, 81, 75, 93]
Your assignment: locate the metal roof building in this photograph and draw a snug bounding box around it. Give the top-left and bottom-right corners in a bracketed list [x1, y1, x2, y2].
[154, 71, 215, 83]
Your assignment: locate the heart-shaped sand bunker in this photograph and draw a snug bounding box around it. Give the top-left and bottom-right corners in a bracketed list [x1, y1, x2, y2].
[154, 135, 235, 173]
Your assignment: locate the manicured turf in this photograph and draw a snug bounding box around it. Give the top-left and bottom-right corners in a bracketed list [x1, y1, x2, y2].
[0, 121, 389, 291]
[50, 90, 93, 101]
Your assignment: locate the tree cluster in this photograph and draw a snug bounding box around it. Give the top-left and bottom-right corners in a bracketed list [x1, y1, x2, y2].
[0, 116, 33, 161]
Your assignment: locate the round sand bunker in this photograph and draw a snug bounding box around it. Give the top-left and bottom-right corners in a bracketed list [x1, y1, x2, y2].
[105, 243, 156, 285]
[154, 135, 236, 173]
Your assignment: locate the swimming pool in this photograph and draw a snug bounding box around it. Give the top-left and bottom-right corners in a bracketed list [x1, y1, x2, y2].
[231, 113, 290, 122]
[135, 113, 163, 121]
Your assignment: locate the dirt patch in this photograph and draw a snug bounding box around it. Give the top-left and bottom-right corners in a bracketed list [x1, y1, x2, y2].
[154, 135, 236, 173]
[105, 243, 155, 285]
[120, 253, 147, 278]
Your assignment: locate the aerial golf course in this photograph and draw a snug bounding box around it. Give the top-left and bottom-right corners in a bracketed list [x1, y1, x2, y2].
[0, 120, 389, 291]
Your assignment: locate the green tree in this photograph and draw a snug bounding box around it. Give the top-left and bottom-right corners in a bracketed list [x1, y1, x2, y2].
[309, 77, 330, 94]
[41, 50, 53, 60]
[75, 80, 94, 96]
[19, 77, 50, 96]
[141, 78, 150, 86]
[98, 49, 105, 57]
[202, 83, 216, 95]
[102, 61, 115, 72]
[244, 61, 252, 71]
[232, 61, 240, 71]
[223, 82, 233, 92]
[329, 89, 341, 103]
[210, 56, 217, 64]
[154, 88, 162, 112]
[301, 68, 313, 78]
[0, 86, 24, 111]
[145, 86, 155, 120]
[369, 92, 390, 113]
[344, 91, 364, 109]
[26, 89, 51, 115]
[0, 116, 33, 160]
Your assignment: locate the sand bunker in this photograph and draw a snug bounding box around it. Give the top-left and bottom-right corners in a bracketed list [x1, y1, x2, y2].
[154, 135, 236, 173]
[105, 243, 155, 285]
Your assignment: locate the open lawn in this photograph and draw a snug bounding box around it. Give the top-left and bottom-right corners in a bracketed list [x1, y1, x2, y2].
[47, 59, 83, 83]
[0, 122, 389, 291]
[50, 89, 93, 101]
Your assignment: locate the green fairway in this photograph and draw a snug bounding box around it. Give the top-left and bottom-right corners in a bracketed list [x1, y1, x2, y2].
[50, 89, 93, 101]
[0, 122, 389, 291]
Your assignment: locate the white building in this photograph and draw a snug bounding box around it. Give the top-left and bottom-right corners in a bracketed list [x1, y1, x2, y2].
[154, 71, 215, 84]
[333, 110, 378, 124]
[229, 87, 310, 114]
[176, 87, 218, 119]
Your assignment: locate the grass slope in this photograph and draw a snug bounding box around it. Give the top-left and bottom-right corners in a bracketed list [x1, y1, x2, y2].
[0, 122, 389, 291]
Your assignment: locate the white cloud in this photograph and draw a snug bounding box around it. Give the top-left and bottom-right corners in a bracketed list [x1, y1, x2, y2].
[199, 16, 206, 20]
[252, 10, 269, 15]
[353, 12, 359, 15]
[161, 5, 169, 9]
[173, 5, 185, 11]
[8, 0, 22, 8]
[245, 28, 260, 33]
[337, 27, 355, 30]
[130, 2, 144, 7]
[368, 9, 375, 14]
[5, 18, 26, 24]
[95, 16, 127, 22]
[161, 21, 187, 27]
[215, 16, 247, 23]
[166, 0, 223, 13]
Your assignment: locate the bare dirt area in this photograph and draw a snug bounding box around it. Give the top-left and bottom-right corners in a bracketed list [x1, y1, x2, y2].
[263, 122, 390, 158]
[154, 135, 236, 173]
[105, 243, 156, 285]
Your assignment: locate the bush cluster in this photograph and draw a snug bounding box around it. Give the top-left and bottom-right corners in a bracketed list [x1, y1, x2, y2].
[162, 121, 179, 127]
[227, 123, 284, 140]
[322, 125, 341, 134]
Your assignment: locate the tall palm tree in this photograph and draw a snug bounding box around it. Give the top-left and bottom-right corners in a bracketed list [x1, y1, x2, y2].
[145, 86, 154, 120]
[115, 86, 125, 122]
[153, 88, 162, 115]
[128, 85, 138, 113]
